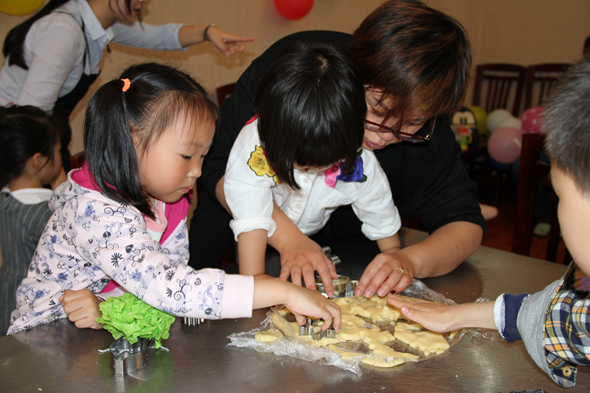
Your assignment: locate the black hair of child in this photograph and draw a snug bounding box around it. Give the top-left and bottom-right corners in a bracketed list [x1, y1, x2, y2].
[0, 105, 61, 189]
[544, 57, 590, 194]
[83, 62, 218, 219]
[253, 42, 367, 190]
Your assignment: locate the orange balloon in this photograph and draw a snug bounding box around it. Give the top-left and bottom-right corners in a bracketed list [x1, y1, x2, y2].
[0, 0, 44, 16]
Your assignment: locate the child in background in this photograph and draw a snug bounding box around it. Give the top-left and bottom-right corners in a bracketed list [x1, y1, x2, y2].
[223, 42, 401, 287]
[0, 106, 63, 335]
[0, 105, 62, 336]
[7, 63, 340, 335]
[388, 58, 590, 388]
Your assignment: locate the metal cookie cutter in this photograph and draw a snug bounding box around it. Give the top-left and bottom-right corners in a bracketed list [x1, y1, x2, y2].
[316, 275, 351, 298]
[322, 246, 341, 272]
[299, 317, 336, 340]
[109, 337, 155, 376]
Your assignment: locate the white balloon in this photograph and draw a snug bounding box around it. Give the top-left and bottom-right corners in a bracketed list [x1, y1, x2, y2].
[498, 116, 522, 130]
[487, 109, 512, 132]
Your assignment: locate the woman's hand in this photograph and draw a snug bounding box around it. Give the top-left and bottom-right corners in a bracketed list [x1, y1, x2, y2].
[355, 251, 414, 298]
[59, 289, 103, 329]
[203, 26, 254, 56]
[179, 25, 254, 56]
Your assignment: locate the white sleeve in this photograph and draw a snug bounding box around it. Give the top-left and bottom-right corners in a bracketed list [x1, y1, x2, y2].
[493, 294, 505, 332]
[75, 195, 253, 319]
[17, 14, 84, 111]
[224, 122, 277, 241]
[111, 22, 185, 50]
[350, 150, 401, 240]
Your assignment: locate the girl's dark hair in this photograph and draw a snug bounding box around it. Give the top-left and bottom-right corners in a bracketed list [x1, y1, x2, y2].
[253, 42, 366, 190]
[348, 0, 471, 125]
[0, 105, 60, 188]
[84, 62, 218, 218]
[3, 0, 134, 70]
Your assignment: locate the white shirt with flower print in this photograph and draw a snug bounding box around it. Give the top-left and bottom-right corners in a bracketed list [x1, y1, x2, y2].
[224, 118, 401, 241]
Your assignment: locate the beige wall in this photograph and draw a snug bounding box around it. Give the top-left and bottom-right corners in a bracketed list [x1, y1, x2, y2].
[1, 0, 589, 155]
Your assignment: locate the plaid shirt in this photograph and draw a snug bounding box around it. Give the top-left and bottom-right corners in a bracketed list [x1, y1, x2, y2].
[544, 262, 590, 388]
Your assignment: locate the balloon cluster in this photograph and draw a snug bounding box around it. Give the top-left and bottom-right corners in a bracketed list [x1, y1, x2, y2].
[485, 106, 544, 165]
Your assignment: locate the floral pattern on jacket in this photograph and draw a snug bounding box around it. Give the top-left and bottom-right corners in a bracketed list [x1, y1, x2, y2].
[7, 174, 234, 334]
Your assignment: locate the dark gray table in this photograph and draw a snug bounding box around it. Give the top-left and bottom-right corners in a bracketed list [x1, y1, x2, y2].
[1, 228, 588, 392]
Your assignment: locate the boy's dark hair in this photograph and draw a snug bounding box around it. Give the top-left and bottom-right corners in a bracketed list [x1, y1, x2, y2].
[544, 58, 590, 194]
[253, 42, 366, 190]
[3, 0, 135, 70]
[0, 105, 60, 189]
[348, 0, 471, 125]
[84, 62, 218, 218]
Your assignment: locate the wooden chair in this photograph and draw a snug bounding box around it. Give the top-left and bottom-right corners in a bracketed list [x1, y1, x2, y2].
[511, 133, 570, 263]
[472, 63, 527, 117]
[523, 63, 571, 110]
[215, 83, 236, 108]
[69, 151, 86, 170]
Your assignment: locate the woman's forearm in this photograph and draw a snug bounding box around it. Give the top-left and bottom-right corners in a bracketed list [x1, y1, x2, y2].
[401, 221, 483, 278]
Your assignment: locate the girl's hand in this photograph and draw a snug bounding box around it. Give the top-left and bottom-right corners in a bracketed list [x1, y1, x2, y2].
[59, 289, 103, 330]
[284, 285, 341, 332]
[268, 200, 337, 296]
[277, 235, 338, 297]
[206, 26, 254, 56]
[355, 252, 414, 298]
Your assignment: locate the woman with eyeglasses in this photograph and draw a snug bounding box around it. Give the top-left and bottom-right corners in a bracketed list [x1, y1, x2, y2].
[189, 0, 485, 298]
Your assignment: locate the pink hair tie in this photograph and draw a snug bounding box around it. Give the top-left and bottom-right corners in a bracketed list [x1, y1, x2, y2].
[121, 78, 131, 92]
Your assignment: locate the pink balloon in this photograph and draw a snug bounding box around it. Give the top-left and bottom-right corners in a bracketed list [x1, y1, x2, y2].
[520, 106, 544, 134]
[487, 126, 523, 164]
[274, 0, 314, 20]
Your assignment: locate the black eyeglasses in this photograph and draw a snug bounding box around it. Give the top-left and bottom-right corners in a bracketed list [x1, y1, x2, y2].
[363, 116, 437, 143]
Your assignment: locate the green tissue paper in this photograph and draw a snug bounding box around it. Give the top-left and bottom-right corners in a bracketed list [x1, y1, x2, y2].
[97, 293, 176, 348]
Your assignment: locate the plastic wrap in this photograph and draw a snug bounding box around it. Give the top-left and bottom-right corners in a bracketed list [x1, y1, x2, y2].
[228, 280, 490, 375]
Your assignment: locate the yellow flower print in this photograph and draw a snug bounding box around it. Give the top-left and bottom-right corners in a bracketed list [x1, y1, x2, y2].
[248, 145, 281, 185]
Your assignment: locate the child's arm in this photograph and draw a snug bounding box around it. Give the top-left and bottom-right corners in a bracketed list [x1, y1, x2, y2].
[59, 289, 103, 330]
[253, 277, 341, 331]
[387, 294, 497, 332]
[237, 229, 273, 278]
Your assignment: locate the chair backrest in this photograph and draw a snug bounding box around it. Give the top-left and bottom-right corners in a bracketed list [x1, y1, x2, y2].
[523, 63, 571, 110]
[216, 83, 236, 108]
[472, 63, 527, 117]
[70, 151, 86, 170]
[511, 133, 569, 263]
